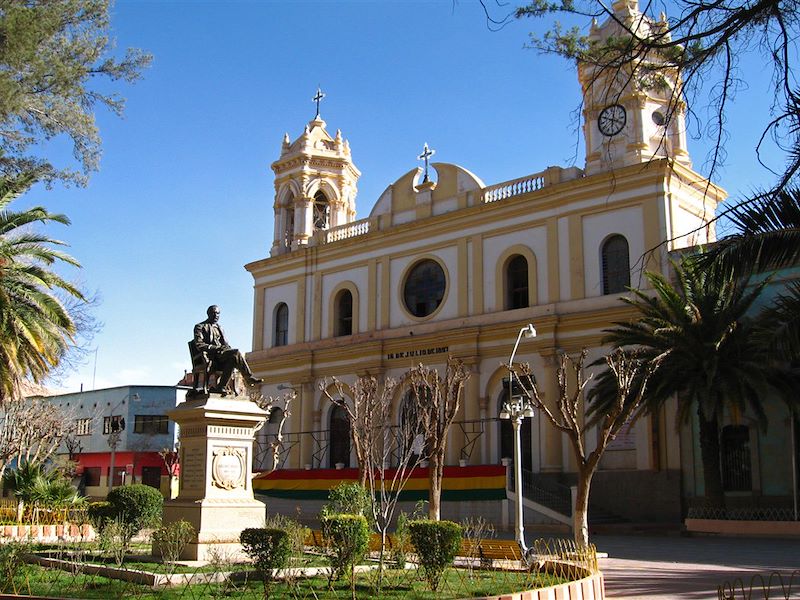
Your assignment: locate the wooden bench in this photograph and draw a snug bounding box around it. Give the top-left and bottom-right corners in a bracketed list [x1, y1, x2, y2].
[305, 529, 521, 562]
[304, 529, 325, 548]
[460, 539, 523, 561]
[305, 529, 404, 553]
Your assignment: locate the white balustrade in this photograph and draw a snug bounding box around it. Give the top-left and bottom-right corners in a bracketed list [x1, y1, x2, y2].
[325, 219, 370, 243]
[481, 172, 547, 204]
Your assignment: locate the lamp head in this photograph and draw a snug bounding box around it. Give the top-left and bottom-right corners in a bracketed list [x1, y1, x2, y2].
[499, 407, 510, 420]
[523, 324, 536, 339]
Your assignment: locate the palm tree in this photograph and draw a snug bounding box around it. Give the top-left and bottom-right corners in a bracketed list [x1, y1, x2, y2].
[700, 188, 800, 358]
[590, 257, 795, 507]
[2, 462, 83, 522]
[0, 172, 83, 402]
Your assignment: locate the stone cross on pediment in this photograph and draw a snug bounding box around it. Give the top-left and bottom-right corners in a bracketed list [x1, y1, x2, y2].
[417, 142, 435, 183]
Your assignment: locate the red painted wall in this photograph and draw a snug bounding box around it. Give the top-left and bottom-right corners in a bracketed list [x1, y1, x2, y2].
[74, 452, 166, 476]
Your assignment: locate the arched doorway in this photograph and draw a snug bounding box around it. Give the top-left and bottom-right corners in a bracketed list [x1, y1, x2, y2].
[329, 404, 351, 468]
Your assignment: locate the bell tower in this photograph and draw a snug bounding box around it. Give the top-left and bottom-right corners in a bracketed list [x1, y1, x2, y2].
[581, 0, 691, 175]
[270, 97, 360, 256]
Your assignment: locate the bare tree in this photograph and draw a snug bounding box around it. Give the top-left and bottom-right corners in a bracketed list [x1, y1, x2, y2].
[407, 357, 471, 521]
[0, 398, 76, 479]
[321, 377, 384, 486]
[321, 374, 427, 592]
[249, 388, 294, 477]
[513, 348, 659, 547]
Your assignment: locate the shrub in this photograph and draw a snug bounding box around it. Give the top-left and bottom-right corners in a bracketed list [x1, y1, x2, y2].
[106, 484, 163, 532]
[321, 513, 369, 587]
[94, 484, 163, 556]
[0, 541, 30, 593]
[240, 528, 291, 597]
[320, 482, 371, 521]
[409, 519, 462, 591]
[87, 501, 114, 532]
[461, 516, 495, 575]
[152, 519, 195, 567]
[391, 511, 410, 568]
[97, 517, 128, 566]
[264, 513, 308, 560]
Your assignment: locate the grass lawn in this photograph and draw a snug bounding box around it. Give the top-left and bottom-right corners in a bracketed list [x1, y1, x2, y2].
[9, 562, 566, 599]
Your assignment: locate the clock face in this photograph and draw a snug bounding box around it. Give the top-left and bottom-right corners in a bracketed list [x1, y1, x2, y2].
[598, 104, 626, 136]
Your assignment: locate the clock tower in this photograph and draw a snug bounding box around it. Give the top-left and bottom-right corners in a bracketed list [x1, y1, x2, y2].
[581, 0, 691, 175]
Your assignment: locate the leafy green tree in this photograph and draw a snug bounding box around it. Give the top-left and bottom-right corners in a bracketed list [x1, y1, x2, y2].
[0, 172, 83, 402]
[591, 257, 796, 507]
[0, 0, 152, 185]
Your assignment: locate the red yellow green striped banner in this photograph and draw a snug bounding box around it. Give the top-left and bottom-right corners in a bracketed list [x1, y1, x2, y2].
[252, 465, 507, 501]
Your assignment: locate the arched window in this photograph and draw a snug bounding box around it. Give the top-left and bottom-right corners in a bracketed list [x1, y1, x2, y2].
[284, 202, 295, 248]
[601, 235, 630, 295]
[498, 389, 533, 471]
[335, 290, 353, 337]
[403, 259, 446, 318]
[505, 255, 529, 310]
[329, 405, 350, 468]
[313, 191, 330, 230]
[274, 303, 289, 347]
[721, 425, 752, 491]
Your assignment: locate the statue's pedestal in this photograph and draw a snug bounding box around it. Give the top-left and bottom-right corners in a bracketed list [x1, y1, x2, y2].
[159, 394, 267, 561]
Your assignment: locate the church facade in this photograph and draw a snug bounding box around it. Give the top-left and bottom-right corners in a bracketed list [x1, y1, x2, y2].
[245, 0, 746, 523]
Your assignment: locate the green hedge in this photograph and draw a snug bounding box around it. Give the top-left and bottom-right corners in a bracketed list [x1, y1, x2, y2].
[240, 527, 291, 591]
[321, 513, 369, 585]
[409, 520, 462, 591]
[105, 484, 163, 533]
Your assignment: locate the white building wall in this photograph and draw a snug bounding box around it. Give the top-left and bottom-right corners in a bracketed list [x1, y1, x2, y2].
[388, 246, 460, 327]
[321, 266, 369, 335]
[263, 282, 297, 348]
[582, 206, 644, 297]
[482, 225, 548, 311]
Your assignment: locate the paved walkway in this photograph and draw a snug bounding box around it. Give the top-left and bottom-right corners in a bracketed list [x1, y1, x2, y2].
[592, 534, 800, 599]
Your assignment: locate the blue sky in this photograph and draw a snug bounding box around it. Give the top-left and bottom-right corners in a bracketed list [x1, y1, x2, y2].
[28, 0, 784, 392]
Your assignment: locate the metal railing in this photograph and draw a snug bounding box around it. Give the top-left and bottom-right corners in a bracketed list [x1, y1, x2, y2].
[688, 506, 797, 521]
[508, 467, 573, 516]
[718, 570, 800, 599]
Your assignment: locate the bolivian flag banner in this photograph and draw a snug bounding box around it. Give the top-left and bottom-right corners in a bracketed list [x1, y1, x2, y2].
[253, 465, 506, 502]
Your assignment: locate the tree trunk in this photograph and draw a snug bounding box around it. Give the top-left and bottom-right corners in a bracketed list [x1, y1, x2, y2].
[698, 410, 725, 508]
[572, 467, 593, 548]
[358, 467, 367, 487]
[428, 447, 444, 521]
[377, 529, 387, 592]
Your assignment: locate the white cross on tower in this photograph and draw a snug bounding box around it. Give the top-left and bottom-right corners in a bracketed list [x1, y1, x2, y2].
[417, 142, 435, 183]
[313, 86, 326, 119]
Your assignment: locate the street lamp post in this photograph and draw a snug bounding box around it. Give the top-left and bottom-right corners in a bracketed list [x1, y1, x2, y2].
[500, 323, 536, 556]
[106, 393, 139, 491]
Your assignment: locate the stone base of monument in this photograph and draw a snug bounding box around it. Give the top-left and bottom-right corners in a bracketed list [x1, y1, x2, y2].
[161, 498, 267, 561]
[156, 393, 267, 561]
